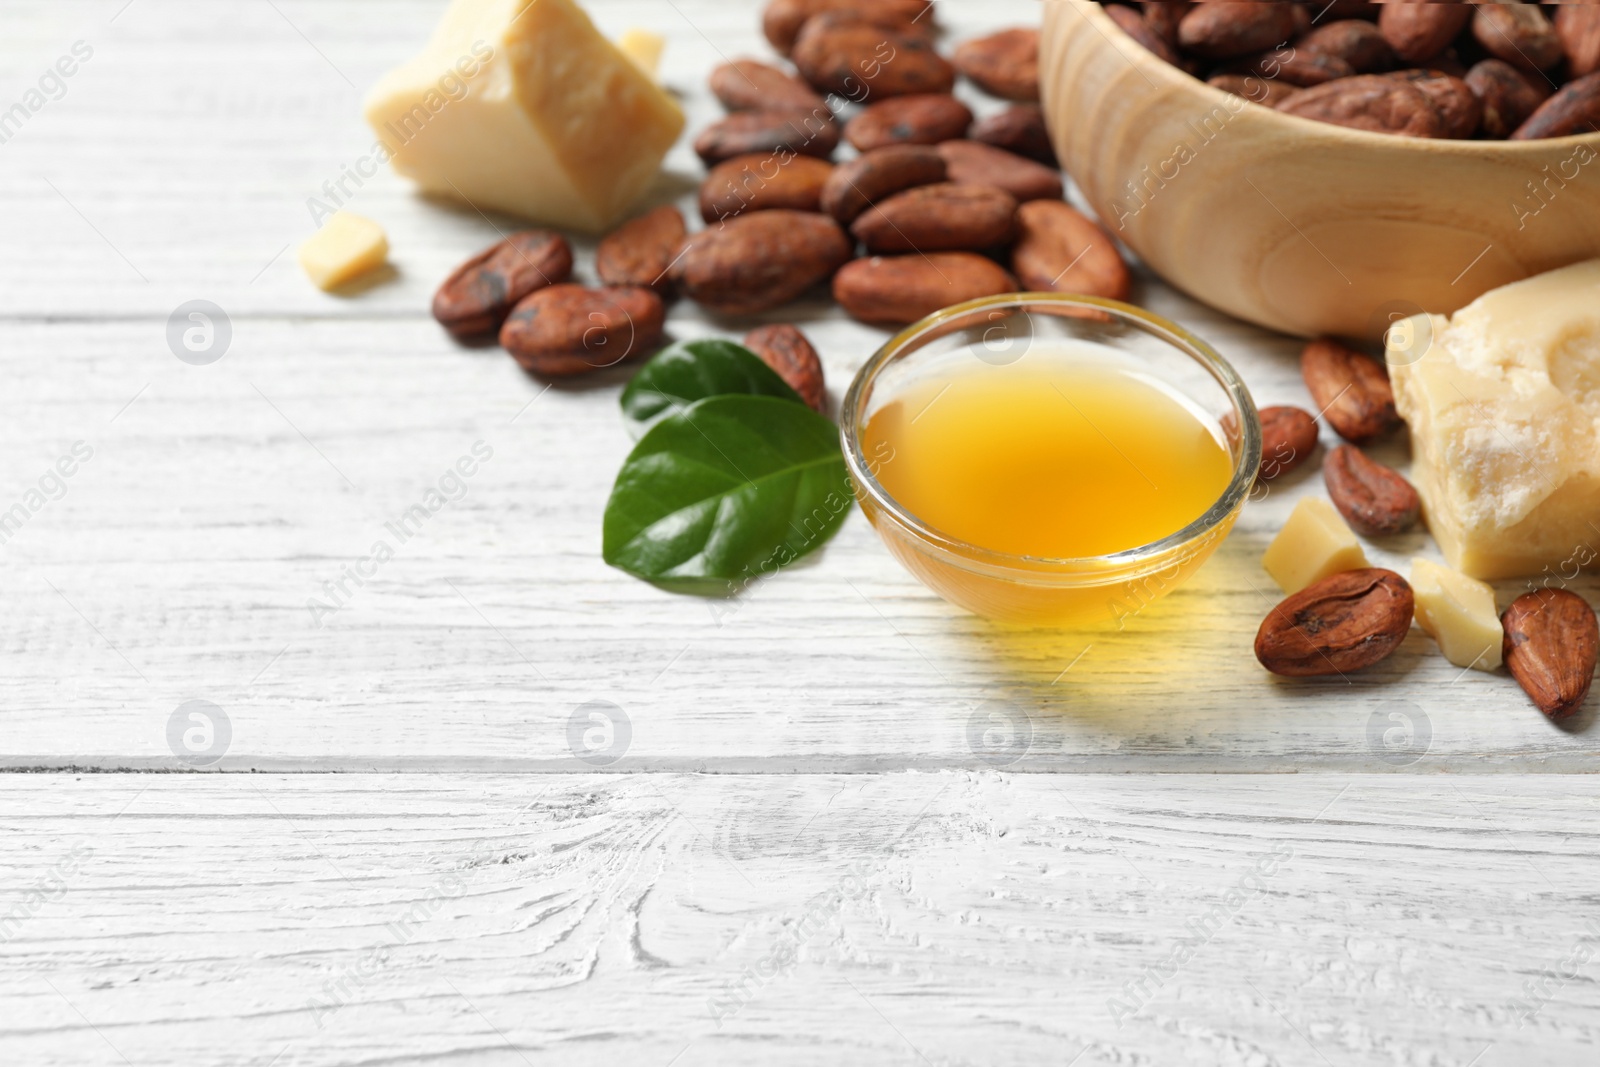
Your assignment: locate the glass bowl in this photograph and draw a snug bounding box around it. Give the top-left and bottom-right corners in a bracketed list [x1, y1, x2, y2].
[840, 293, 1261, 627]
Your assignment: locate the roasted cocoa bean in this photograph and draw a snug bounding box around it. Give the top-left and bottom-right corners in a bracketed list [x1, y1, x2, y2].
[819, 144, 947, 226]
[673, 210, 853, 316]
[1255, 568, 1415, 677]
[694, 109, 840, 166]
[845, 93, 972, 151]
[952, 27, 1041, 101]
[742, 323, 827, 411]
[833, 252, 1018, 325]
[850, 182, 1019, 254]
[699, 153, 834, 223]
[499, 284, 664, 377]
[1503, 590, 1600, 721]
[1323, 444, 1420, 536]
[1010, 199, 1131, 300]
[1300, 337, 1400, 443]
[936, 139, 1063, 203]
[432, 230, 573, 340]
[596, 206, 686, 296]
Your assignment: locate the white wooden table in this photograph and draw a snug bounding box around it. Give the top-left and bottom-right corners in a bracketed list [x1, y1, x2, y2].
[3, 2, 1598, 1064]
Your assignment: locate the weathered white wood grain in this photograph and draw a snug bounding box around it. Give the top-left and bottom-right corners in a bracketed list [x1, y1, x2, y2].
[0, 1, 1593, 770]
[3, 773, 1599, 1067]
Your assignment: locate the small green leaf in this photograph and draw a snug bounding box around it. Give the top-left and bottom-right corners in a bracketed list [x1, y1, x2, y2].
[620, 338, 805, 436]
[603, 395, 851, 593]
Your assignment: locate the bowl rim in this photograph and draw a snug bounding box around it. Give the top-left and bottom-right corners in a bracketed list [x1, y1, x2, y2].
[1060, 0, 1600, 153]
[838, 292, 1263, 577]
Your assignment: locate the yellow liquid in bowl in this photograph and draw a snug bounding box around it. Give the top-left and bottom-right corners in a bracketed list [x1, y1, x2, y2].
[862, 358, 1233, 561]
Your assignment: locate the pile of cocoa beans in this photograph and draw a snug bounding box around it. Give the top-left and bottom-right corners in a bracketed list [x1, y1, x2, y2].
[1105, 1, 1600, 140]
[431, 2, 1139, 386]
[655, 2, 1137, 331]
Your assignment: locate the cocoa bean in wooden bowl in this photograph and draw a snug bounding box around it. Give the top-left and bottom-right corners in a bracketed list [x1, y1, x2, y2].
[1040, 1, 1600, 340]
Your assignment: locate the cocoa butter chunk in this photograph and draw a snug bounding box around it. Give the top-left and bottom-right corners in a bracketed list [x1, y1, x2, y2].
[1255, 568, 1414, 677]
[433, 230, 573, 339]
[673, 210, 853, 316]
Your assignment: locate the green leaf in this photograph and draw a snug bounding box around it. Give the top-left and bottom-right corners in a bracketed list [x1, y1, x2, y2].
[603, 395, 852, 594]
[620, 338, 805, 436]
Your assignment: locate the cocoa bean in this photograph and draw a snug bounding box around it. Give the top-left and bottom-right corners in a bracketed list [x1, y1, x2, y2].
[673, 210, 853, 316]
[710, 58, 828, 113]
[1255, 568, 1415, 677]
[1511, 70, 1600, 139]
[695, 109, 840, 166]
[819, 144, 946, 226]
[1177, 2, 1300, 61]
[850, 182, 1019, 254]
[1208, 72, 1302, 108]
[1473, 1, 1563, 75]
[833, 252, 1018, 325]
[1297, 19, 1396, 74]
[1323, 444, 1420, 536]
[699, 153, 834, 223]
[792, 16, 954, 98]
[1503, 590, 1600, 721]
[970, 104, 1057, 166]
[499, 285, 664, 377]
[1391, 69, 1482, 139]
[952, 27, 1041, 101]
[742, 323, 826, 411]
[1010, 200, 1131, 300]
[762, 0, 934, 57]
[845, 93, 972, 151]
[1229, 46, 1355, 88]
[432, 230, 573, 340]
[1556, 4, 1600, 78]
[596, 206, 687, 296]
[936, 139, 1063, 203]
[1257, 405, 1319, 482]
[1300, 337, 1400, 443]
[1466, 59, 1550, 139]
[1378, 0, 1471, 66]
[1276, 73, 1449, 138]
[1104, 4, 1181, 66]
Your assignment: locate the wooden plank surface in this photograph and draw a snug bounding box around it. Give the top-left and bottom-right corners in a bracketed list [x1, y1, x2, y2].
[0, 1, 1594, 772]
[4, 773, 1600, 1067]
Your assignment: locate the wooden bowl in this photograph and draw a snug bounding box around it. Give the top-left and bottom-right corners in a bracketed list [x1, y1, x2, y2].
[1039, 0, 1600, 340]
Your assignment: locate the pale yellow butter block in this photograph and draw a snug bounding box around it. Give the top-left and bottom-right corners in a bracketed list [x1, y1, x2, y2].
[1388, 258, 1600, 580]
[1409, 558, 1502, 672]
[1263, 497, 1368, 594]
[363, 0, 684, 233]
[299, 211, 388, 291]
[617, 28, 665, 80]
